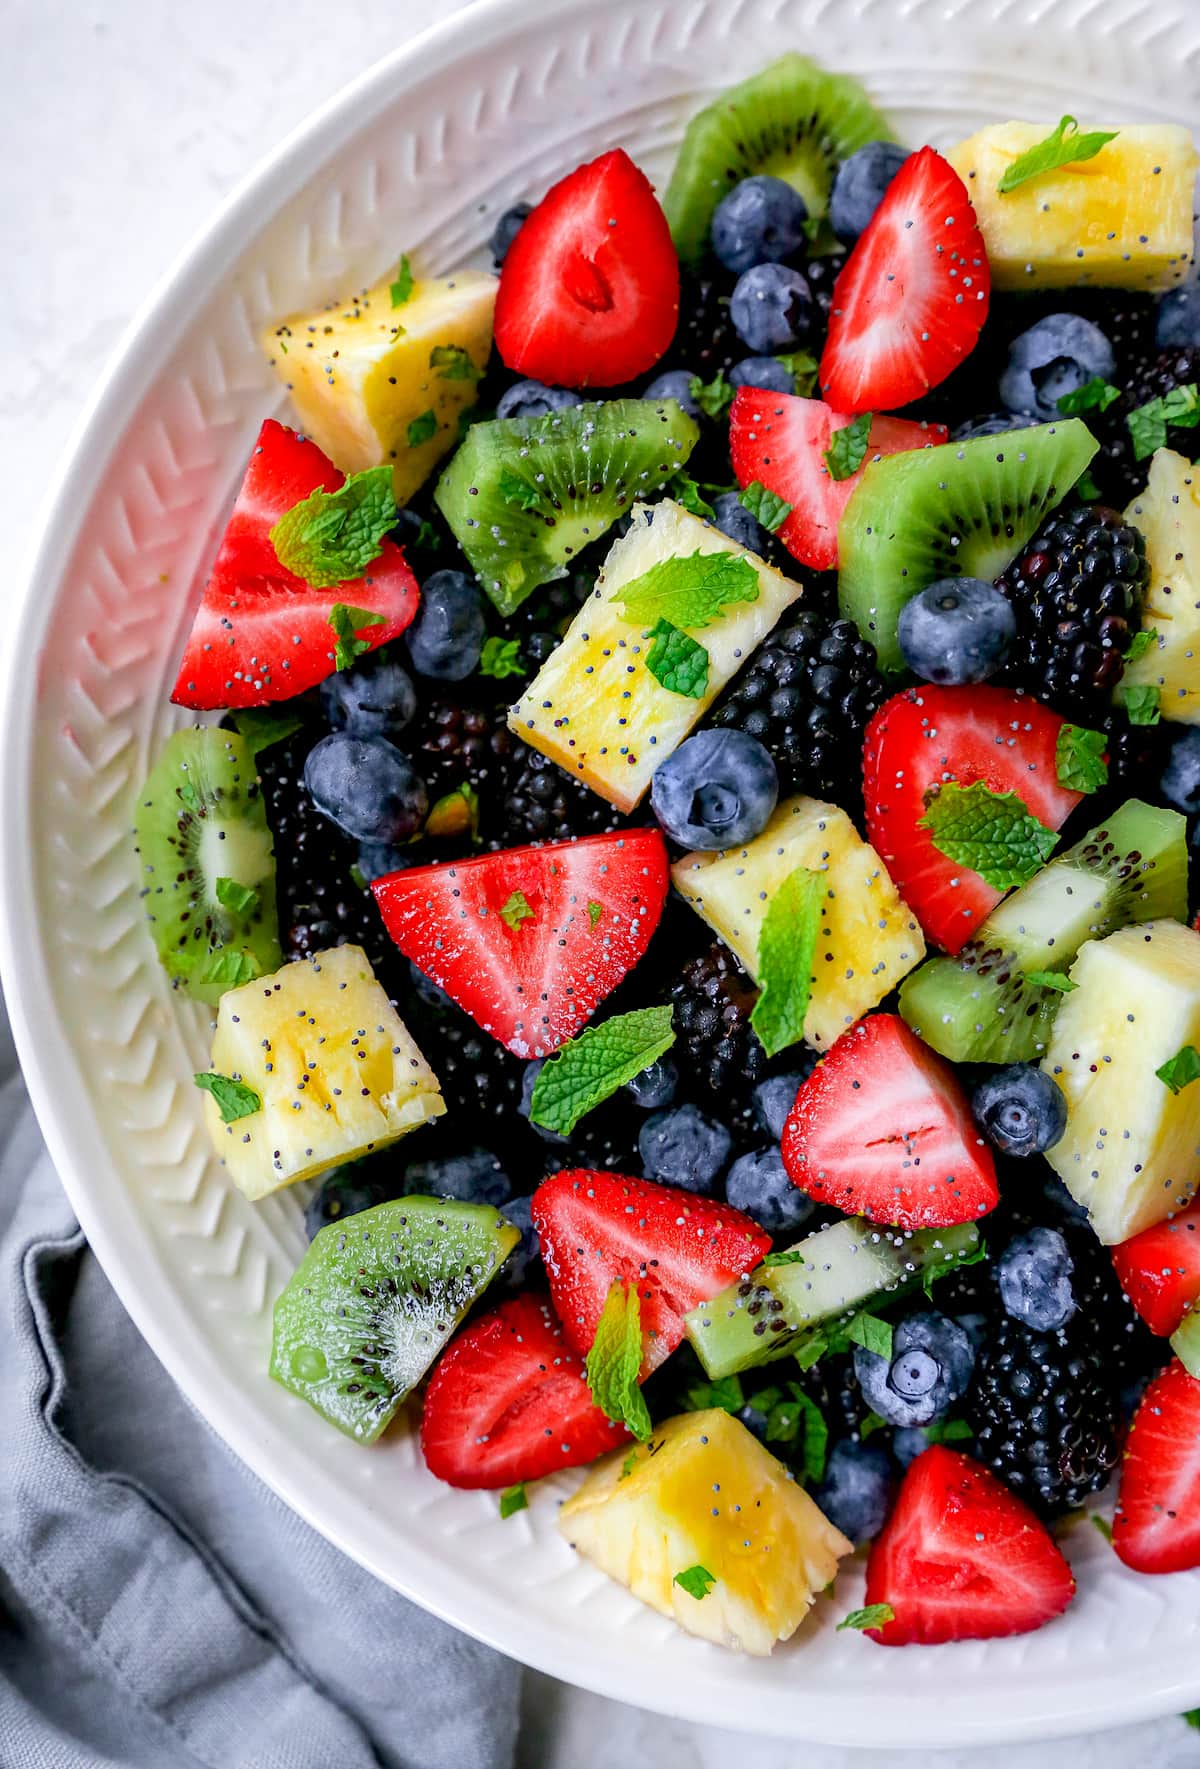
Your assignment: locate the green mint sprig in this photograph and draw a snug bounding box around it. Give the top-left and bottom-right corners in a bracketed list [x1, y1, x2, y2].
[997, 116, 1119, 193]
[271, 465, 396, 588]
[919, 780, 1058, 890]
[529, 1005, 674, 1137]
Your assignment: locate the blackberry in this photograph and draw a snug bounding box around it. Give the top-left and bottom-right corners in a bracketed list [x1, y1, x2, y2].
[791, 1350, 872, 1444]
[502, 748, 620, 845]
[707, 613, 885, 806]
[406, 696, 515, 839]
[420, 1006, 525, 1150]
[670, 942, 769, 1101]
[995, 503, 1149, 726]
[670, 269, 741, 381]
[1091, 345, 1200, 508]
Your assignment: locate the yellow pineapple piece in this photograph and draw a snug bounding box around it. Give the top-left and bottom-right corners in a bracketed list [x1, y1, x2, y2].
[263, 269, 496, 502]
[560, 1408, 850, 1655]
[947, 124, 1197, 291]
[202, 944, 444, 1201]
[672, 796, 925, 1049]
[1122, 449, 1200, 723]
[508, 500, 804, 815]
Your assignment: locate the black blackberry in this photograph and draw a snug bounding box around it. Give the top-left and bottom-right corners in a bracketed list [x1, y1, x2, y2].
[791, 1350, 872, 1444]
[419, 1005, 525, 1149]
[501, 749, 620, 846]
[670, 942, 769, 1100]
[707, 612, 885, 806]
[801, 250, 847, 343]
[1103, 711, 1170, 792]
[406, 696, 515, 838]
[670, 268, 740, 381]
[1091, 344, 1200, 508]
[995, 503, 1149, 726]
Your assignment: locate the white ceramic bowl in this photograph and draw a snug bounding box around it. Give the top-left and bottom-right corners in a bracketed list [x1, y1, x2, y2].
[5, 0, 1200, 1743]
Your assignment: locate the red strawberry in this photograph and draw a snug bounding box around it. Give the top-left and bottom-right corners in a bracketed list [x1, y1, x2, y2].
[729, 389, 946, 571]
[1113, 1359, 1200, 1573]
[171, 419, 417, 710]
[420, 1294, 626, 1489]
[864, 1445, 1075, 1645]
[494, 148, 679, 388]
[819, 147, 990, 414]
[1112, 1200, 1200, 1336]
[782, 1014, 998, 1232]
[371, 828, 668, 1058]
[532, 1169, 771, 1373]
[862, 685, 1082, 955]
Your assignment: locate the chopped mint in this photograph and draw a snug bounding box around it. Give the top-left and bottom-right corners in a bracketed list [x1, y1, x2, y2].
[837, 1603, 894, 1632]
[585, 1280, 652, 1441]
[997, 116, 1119, 194]
[688, 369, 734, 420]
[824, 412, 872, 481]
[1056, 376, 1121, 416]
[764, 1384, 828, 1482]
[177, 783, 202, 815]
[920, 780, 1058, 890]
[1055, 723, 1108, 794]
[429, 343, 479, 380]
[529, 1005, 675, 1136]
[775, 349, 819, 396]
[497, 468, 544, 511]
[793, 1333, 828, 1371]
[750, 867, 824, 1058]
[1075, 468, 1102, 502]
[193, 949, 259, 992]
[328, 603, 386, 672]
[1121, 683, 1161, 725]
[619, 1448, 639, 1480]
[645, 619, 710, 698]
[858, 1411, 888, 1442]
[616, 550, 760, 630]
[407, 409, 438, 448]
[232, 708, 303, 758]
[1125, 629, 1155, 664]
[1183, 1708, 1200, 1731]
[499, 889, 535, 932]
[1091, 1512, 1114, 1545]
[1127, 382, 1200, 460]
[921, 1237, 988, 1297]
[499, 1483, 528, 1519]
[389, 254, 415, 308]
[682, 1374, 744, 1415]
[193, 1071, 261, 1124]
[587, 901, 604, 929]
[1156, 1044, 1200, 1095]
[348, 864, 368, 891]
[843, 1311, 893, 1361]
[762, 1247, 805, 1268]
[1026, 970, 1077, 993]
[214, 877, 259, 917]
[738, 480, 794, 533]
[414, 516, 441, 551]
[673, 1564, 716, 1601]
[923, 1417, 973, 1444]
[479, 635, 526, 679]
[666, 472, 716, 521]
[271, 465, 396, 588]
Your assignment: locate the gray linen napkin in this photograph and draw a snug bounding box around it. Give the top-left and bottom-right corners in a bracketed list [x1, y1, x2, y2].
[0, 997, 519, 1769]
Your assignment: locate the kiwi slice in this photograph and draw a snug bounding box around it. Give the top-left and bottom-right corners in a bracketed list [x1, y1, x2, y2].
[837, 419, 1099, 671]
[434, 397, 700, 616]
[899, 798, 1188, 1064]
[270, 1195, 519, 1442]
[133, 725, 280, 1004]
[663, 55, 897, 264]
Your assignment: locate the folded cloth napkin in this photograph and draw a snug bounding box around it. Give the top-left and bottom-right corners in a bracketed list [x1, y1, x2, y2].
[0, 1000, 519, 1769]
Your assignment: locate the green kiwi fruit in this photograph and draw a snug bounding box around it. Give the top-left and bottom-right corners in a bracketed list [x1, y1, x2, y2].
[837, 420, 1100, 671]
[663, 55, 897, 264]
[270, 1195, 519, 1442]
[434, 397, 700, 616]
[899, 798, 1188, 1064]
[133, 725, 280, 1003]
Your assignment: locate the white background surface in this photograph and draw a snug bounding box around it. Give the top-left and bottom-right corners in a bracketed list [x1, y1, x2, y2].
[3, 2, 1197, 1763]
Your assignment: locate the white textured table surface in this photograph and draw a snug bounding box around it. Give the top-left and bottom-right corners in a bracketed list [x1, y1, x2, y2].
[4, 3, 1196, 1764]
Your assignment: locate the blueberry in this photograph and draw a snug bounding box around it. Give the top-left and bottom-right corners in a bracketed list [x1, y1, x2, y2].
[812, 1440, 894, 1543]
[829, 141, 910, 247]
[711, 491, 769, 553]
[490, 201, 532, 265]
[624, 1058, 678, 1109]
[518, 1059, 568, 1145]
[404, 1148, 512, 1209]
[356, 842, 412, 883]
[321, 653, 417, 738]
[495, 380, 582, 422]
[405, 570, 486, 681]
[497, 1194, 542, 1289]
[751, 1071, 810, 1140]
[711, 175, 809, 274]
[952, 412, 1037, 441]
[738, 1403, 770, 1443]
[728, 355, 796, 394]
[999, 314, 1116, 421]
[304, 734, 428, 844]
[1160, 727, 1200, 814]
[891, 1426, 930, 1470]
[724, 1146, 813, 1236]
[642, 369, 701, 417]
[304, 1163, 386, 1239]
[1156, 282, 1200, 349]
[997, 1226, 1077, 1332]
[897, 577, 1017, 685]
[650, 728, 779, 849]
[730, 263, 813, 354]
[956, 1311, 989, 1356]
[638, 1103, 732, 1193]
[854, 1311, 975, 1429]
[972, 1063, 1067, 1156]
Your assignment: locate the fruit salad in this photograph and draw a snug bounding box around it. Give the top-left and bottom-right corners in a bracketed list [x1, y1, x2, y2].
[133, 53, 1200, 1656]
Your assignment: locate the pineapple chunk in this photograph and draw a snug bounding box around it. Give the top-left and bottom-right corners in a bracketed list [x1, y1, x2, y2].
[508, 500, 804, 815]
[1122, 449, 1200, 723]
[263, 270, 496, 502]
[1042, 920, 1200, 1243]
[202, 944, 444, 1201]
[672, 796, 926, 1049]
[560, 1409, 850, 1655]
[947, 124, 1197, 291]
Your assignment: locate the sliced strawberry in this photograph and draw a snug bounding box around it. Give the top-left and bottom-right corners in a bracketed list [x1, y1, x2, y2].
[371, 828, 668, 1058]
[532, 1169, 771, 1373]
[1113, 1359, 1200, 1573]
[819, 146, 990, 414]
[729, 389, 946, 571]
[420, 1294, 626, 1489]
[862, 685, 1082, 955]
[864, 1445, 1074, 1645]
[172, 419, 418, 710]
[1112, 1200, 1200, 1336]
[782, 1014, 998, 1232]
[494, 148, 679, 388]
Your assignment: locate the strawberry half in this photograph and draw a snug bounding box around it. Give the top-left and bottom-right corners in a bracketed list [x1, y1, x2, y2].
[371, 828, 668, 1058]
[819, 146, 990, 414]
[1112, 1200, 1200, 1337]
[782, 1014, 998, 1232]
[172, 419, 418, 710]
[729, 389, 946, 571]
[862, 685, 1082, 955]
[494, 148, 679, 388]
[532, 1169, 771, 1373]
[1113, 1359, 1200, 1573]
[864, 1445, 1075, 1645]
[420, 1293, 626, 1489]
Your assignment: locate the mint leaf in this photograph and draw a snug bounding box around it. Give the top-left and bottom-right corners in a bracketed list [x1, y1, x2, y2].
[859, 1411, 888, 1441]
[923, 1417, 974, 1444]
[766, 1384, 827, 1483]
[682, 1374, 744, 1414]
[1055, 723, 1108, 794]
[389, 254, 414, 307]
[1075, 468, 1102, 502]
[497, 468, 544, 512]
[1125, 629, 1155, 664]
[738, 480, 794, 533]
[667, 472, 716, 521]
[232, 708, 303, 758]
[271, 465, 396, 588]
[844, 1312, 893, 1360]
[824, 412, 872, 481]
[794, 1332, 828, 1371]
[645, 620, 709, 698]
[750, 867, 824, 1058]
[193, 949, 260, 992]
[215, 877, 259, 917]
[499, 889, 535, 932]
[529, 1005, 674, 1136]
[1056, 376, 1121, 415]
[1092, 1512, 1114, 1545]
[921, 1237, 987, 1298]
[328, 603, 386, 672]
[407, 409, 438, 448]
[688, 369, 733, 420]
[479, 636, 526, 680]
[619, 1448, 640, 1480]
[763, 1247, 805, 1268]
[775, 349, 819, 396]
[193, 1071, 261, 1123]
[673, 1564, 716, 1601]
[837, 1603, 894, 1632]
[1026, 970, 1077, 993]
[585, 1280, 652, 1440]
[919, 780, 1058, 890]
[587, 901, 603, 929]
[349, 864, 368, 891]
[1128, 383, 1200, 459]
[615, 550, 760, 630]
[499, 1482, 528, 1519]
[1157, 1045, 1200, 1095]
[1121, 683, 1161, 725]
[429, 343, 479, 381]
[997, 116, 1119, 193]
